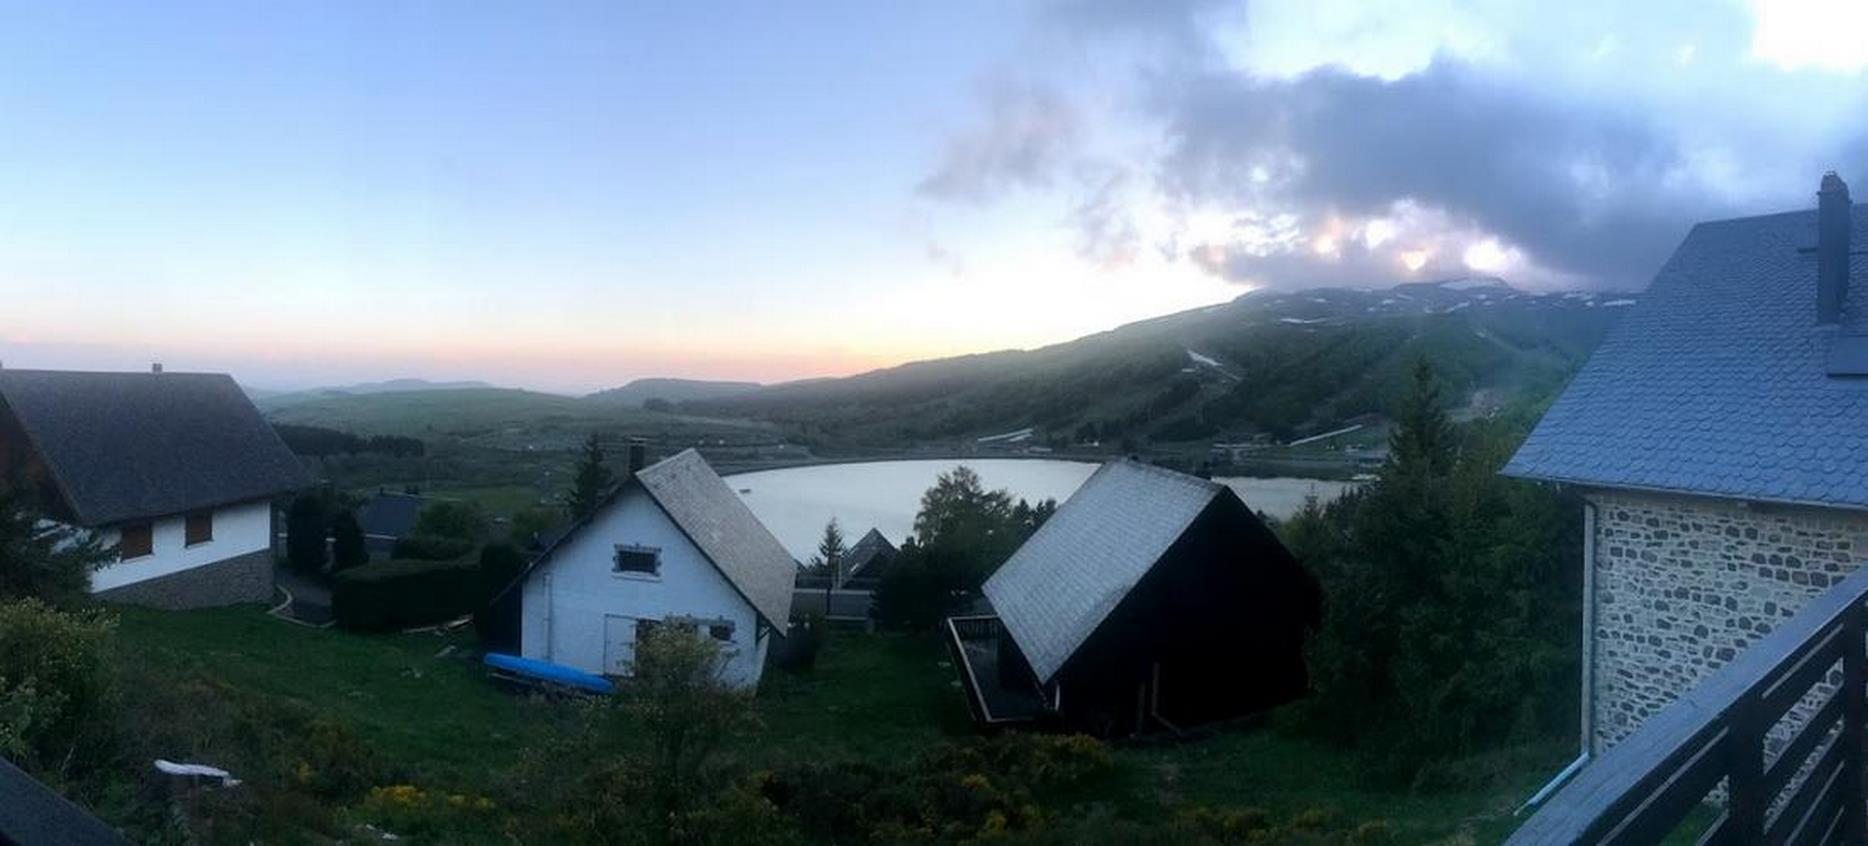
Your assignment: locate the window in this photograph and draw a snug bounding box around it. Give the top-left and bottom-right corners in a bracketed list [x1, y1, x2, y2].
[614, 544, 661, 576]
[184, 511, 213, 546]
[118, 522, 153, 559]
[708, 623, 734, 642]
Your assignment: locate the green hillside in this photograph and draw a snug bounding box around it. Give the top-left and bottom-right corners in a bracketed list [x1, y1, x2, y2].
[687, 282, 1632, 446]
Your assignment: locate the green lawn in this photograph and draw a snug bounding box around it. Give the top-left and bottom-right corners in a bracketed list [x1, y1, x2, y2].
[112, 606, 1569, 843]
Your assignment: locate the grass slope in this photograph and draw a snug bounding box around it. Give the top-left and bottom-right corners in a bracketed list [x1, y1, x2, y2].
[112, 606, 1568, 843]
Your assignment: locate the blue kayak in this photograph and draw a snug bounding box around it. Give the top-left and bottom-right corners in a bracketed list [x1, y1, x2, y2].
[483, 652, 615, 694]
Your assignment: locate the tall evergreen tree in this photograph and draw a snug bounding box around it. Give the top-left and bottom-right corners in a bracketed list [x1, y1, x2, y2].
[0, 479, 110, 607]
[567, 433, 616, 520]
[809, 518, 847, 615]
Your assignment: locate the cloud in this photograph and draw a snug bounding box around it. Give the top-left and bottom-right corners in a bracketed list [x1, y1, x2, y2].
[916, 77, 1081, 203]
[918, 0, 1868, 292]
[1153, 58, 1727, 287]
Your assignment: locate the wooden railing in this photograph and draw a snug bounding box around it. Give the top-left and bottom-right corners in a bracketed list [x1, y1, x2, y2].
[1510, 565, 1868, 845]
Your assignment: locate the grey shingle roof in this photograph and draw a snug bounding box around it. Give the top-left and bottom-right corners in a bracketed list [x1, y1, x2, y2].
[845, 527, 898, 576]
[635, 449, 794, 631]
[1505, 204, 1868, 509]
[0, 369, 310, 526]
[357, 492, 432, 539]
[982, 459, 1224, 683]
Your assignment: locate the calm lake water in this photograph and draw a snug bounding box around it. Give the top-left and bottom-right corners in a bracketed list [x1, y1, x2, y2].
[726, 458, 1354, 561]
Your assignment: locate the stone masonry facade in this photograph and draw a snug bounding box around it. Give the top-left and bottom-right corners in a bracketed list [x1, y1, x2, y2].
[94, 549, 275, 610]
[1590, 489, 1868, 753]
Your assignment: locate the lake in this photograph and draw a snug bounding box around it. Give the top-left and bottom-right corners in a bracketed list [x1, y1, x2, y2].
[726, 458, 1354, 561]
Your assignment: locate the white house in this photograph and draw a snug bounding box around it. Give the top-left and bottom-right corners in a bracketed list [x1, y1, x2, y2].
[515, 448, 794, 689]
[0, 367, 310, 608]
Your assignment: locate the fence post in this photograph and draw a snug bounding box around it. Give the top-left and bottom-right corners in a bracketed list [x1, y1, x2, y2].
[1842, 606, 1868, 843]
[1727, 690, 1767, 841]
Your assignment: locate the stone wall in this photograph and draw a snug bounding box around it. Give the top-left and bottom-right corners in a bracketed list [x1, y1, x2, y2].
[94, 548, 274, 610]
[1590, 489, 1868, 753]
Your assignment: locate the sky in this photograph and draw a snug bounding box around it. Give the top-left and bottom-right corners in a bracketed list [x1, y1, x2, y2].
[1, 0, 1867, 392]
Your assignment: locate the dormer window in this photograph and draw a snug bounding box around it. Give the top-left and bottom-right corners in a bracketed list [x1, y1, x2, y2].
[614, 544, 661, 576]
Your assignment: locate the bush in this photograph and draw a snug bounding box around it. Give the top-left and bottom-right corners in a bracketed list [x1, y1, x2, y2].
[0, 600, 116, 782]
[758, 733, 1112, 843]
[411, 500, 490, 544]
[473, 544, 526, 652]
[769, 613, 824, 674]
[286, 493, 328, 575]
[330, 510, 369, 572]
[390, 534, 478, 562]
[333, 558, 480, 632]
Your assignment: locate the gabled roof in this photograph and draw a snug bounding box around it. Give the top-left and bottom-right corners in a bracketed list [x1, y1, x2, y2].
[0, 369, 310, 526]
[357, 492, 432, 539]
[982, 460, 1226, 684]
[515, 449, 793, 631]
[845, 528, 898, 576]
[1505, 205, 1868, 509]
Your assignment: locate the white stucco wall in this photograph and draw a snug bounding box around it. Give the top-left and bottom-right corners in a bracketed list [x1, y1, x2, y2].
[90, 499, 274, 592]
[520, 486, 770, 689]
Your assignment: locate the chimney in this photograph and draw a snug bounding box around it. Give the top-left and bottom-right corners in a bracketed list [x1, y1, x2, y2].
[626, 438, 647, 474]
[1818, 171, 1851, 324]
[151, 362, 163, 374]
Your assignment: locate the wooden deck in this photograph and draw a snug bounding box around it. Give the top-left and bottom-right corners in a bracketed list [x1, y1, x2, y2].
[944, 615, 1046, 726]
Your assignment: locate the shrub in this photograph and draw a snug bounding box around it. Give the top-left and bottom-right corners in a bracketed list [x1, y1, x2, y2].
[330, 510, 369, 572]
[286, 493, 328, 575]
[333, 558, 480, 632]
[769, 613, 824, 674]
[389, 534, 478, 562]
[411, 500, 490, 543]
[0, 600, 116, 782]
[473, 544, 527, 653]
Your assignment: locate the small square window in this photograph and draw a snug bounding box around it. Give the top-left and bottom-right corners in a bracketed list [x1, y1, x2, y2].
[185, 511, 213, 546]
[614, 545, 661, 575]
[708, 623, 733, 642]
[119, 522, 153, 559]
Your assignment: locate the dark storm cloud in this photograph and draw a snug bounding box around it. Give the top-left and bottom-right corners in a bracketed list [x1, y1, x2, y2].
[1153, 58, 1741, 286]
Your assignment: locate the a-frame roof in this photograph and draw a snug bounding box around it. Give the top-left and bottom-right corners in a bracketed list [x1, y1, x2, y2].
[516, 449, 794, 631]
[982, 459, 1228, 684]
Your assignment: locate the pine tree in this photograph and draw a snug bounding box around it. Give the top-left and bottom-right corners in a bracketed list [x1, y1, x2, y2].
[567, 433, 616, 520]
[0, 478, 110, 606]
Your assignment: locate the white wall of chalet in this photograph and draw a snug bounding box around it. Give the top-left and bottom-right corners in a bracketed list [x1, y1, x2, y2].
[90, 498, 272, 592]
[520, 485, 770, 689]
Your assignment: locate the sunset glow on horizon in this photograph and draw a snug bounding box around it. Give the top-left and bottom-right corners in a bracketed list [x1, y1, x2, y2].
[2, 1, 1866, 391]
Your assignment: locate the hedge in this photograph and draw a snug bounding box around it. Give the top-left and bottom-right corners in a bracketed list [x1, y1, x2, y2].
[333, 557, 480, 632]
[390, 534, 478, 562]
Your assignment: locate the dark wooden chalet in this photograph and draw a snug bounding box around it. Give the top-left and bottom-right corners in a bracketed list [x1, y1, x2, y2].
[946, 460, 1319, 737]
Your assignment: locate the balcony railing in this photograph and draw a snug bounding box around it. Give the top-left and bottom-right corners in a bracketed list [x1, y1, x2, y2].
[1510, 565, 1868, 845]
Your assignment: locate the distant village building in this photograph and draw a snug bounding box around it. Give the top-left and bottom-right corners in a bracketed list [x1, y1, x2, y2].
[840, 528, 899, 590]
[356, 490, 434, 560]
[509, 448, 794, 689]
[0, 368, 309, 608]
[1507, 173, 1868, 754]
[947, 460, 1319, 736]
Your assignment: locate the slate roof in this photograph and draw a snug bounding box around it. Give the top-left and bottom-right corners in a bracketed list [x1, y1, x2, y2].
[0, 369, 310, 526]
[1504, 204, 1868, 510]
[510, 449, 794, 631]
[636, 450, 794, 630]
[982, 459, 1225, 684]
[845, 527, 898, 576]
[357, 492, 431, 539]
